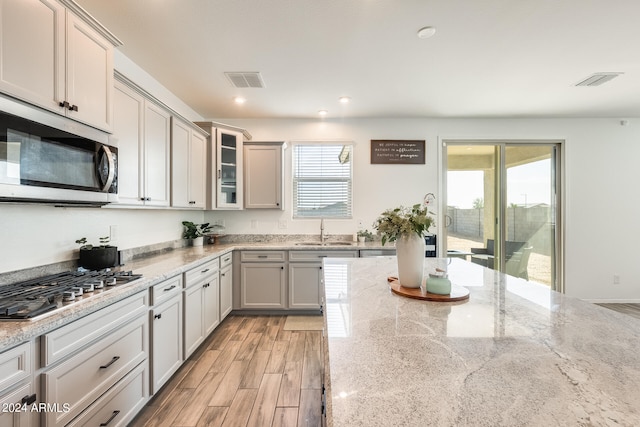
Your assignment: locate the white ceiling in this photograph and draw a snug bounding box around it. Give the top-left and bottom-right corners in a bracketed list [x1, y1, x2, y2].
[76, 0, 640, 120]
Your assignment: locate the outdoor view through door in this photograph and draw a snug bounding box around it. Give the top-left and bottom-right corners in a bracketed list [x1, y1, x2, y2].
[445, 142, 559, 290]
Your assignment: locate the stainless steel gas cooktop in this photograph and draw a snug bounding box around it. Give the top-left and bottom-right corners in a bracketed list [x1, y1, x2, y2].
[0, 270, 142, 320]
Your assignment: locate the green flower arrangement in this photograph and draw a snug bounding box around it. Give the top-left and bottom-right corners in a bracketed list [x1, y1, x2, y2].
[373, 203, 434, 246]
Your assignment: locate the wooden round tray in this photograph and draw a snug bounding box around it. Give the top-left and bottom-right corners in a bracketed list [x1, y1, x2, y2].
[387, 277, 470, 302]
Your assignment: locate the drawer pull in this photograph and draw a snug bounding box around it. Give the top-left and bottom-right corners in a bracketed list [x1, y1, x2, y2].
[223, 256, 231, 262]
[319, 255, 328, 258]
[221, 273, 226, 277]
[258, 255, 268, 259]
[100, 356, 120, 369]
[203, 283, 210, 288]
[21, 394, 37, 405]
[154, 313, 162, 320]
[164, 285, 177, 292]
[201, 268, 210, 273]
[100, 410, 121, 426]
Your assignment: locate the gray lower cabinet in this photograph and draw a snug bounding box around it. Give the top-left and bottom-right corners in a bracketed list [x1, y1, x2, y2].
[0, 342, 35, 427]
[183, 258, 220, 359]
[150, 275, 183, 394]
[41, 291, 148, 426]
[240, 251, 286, 309]
[289, 251, 358, 311]
[238, 250, 359, 311]
[220, 253, 233, 320]
[289, 263, 323, 310]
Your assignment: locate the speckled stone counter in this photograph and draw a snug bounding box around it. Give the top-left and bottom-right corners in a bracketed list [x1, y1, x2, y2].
[0, 239, 380, 353]
[322, 257, 640, 426]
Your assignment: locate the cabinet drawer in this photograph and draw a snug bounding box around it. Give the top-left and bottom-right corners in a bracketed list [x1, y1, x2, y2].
[289, 250, 358, 262]
[43, 291, 147, 366]
[184, 258, 219, 286]
[150, 275, 182, 306]
[43, 314, 147, 426]
[240, 251, 286, 262]
[220, 251, 233, 269]
[66, 362, 147, 427]
[0, 342, 31, 392]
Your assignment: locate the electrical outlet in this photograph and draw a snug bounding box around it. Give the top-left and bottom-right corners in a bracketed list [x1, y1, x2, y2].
[109, 225, 118, 243]
[251, 219, 258, 229]
[613, 275, 621, 285]
[278, 219, 288, 229]
[214, 219, 225, 227]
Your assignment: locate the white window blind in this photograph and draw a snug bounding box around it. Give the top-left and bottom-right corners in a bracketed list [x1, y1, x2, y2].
[292, 143, 352, 218]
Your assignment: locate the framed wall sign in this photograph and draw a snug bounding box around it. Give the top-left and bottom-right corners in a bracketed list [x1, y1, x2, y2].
[370, 140, 425, 164]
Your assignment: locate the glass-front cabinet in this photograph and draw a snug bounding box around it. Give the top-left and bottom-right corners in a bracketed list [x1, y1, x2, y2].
[195, 121, 247, 210]
[216, 128, 243, 209]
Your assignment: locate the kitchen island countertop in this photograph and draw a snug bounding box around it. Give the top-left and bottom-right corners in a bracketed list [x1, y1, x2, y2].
[322, 257, 640, 426]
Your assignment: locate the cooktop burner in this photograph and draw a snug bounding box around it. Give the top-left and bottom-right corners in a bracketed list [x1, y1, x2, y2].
[0, 270, 142, 320]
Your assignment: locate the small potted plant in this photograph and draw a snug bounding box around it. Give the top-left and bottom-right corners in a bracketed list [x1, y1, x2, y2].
[76, 236, 118, 270]
[357, 229, 374, 243]
[182, 221, 213, 246]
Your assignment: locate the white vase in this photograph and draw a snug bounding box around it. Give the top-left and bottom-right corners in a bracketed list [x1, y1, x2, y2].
[191, 236, 204, 246]
[395, 233, 425, 288]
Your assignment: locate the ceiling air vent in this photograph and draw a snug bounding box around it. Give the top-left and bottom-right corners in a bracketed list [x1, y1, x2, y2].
[224, 72, 265, 88]
[575, 72, 623, 87]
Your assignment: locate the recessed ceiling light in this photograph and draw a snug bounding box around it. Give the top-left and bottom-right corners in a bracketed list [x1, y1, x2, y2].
[417, 26, 436, 39]
[233, 96, 246, 104]
[318, 110, 328, 116]
[339, 96, 351, 104]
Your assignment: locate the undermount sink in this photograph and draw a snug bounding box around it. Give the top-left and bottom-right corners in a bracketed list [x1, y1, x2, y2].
[294, 241, 354, 246]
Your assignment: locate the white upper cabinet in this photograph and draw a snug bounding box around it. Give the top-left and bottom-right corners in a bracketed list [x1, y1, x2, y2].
[0, 0, 120, 131]
[143, 101, 171, 207]
[112, 77, 170, 207]
[196, 122, 250, 210]
[244, 142, 284, 209]
[216, 128, 243, 209]
[171, 118, 207, 209]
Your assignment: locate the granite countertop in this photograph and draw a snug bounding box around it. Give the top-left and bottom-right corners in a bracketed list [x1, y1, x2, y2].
[0, 239, 382, 352]
[322, 257, 640, 426]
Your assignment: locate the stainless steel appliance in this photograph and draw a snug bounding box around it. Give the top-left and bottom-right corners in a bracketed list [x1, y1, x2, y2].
[0, 270, 142, 320]
[0, 95, 117, 205]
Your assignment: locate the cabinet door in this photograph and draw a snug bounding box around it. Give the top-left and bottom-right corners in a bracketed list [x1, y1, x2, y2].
[203, 274, 220, 336]
[151, 295, 182, 394]
[244, 143, 283, 209]
[240, 263, 285, 309]
[66, 11, 113, 131]
[0, 0, 65, 113]
[0, 381, 37, 427]
[183, 284, 204, 358]
[112, 81, 144, 205]
[171, 118, 191, 208]
[216, 128, 243, 209]
[189, 130, 207, 208]
[144, 102, 171, 207]
[220, 264, 233, 320]
[289, 263, 322, 310]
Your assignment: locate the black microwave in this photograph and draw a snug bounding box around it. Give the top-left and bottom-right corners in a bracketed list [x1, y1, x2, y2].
[0, 95, 117, 205]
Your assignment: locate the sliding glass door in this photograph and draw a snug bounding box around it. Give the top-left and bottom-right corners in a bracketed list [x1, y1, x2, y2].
[444, 141, 561, 290]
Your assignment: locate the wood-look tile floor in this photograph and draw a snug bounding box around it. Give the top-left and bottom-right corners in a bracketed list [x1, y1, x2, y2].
[596, 303, 640, 320]
[130, 315, 323, 427]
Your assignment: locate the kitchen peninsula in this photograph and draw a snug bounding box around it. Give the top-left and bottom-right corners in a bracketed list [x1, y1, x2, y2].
[322, 257, 640, 426]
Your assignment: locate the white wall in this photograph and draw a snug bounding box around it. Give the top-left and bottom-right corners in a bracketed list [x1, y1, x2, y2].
[207, 117, 640, 301]
[0, 204, 204, 273]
